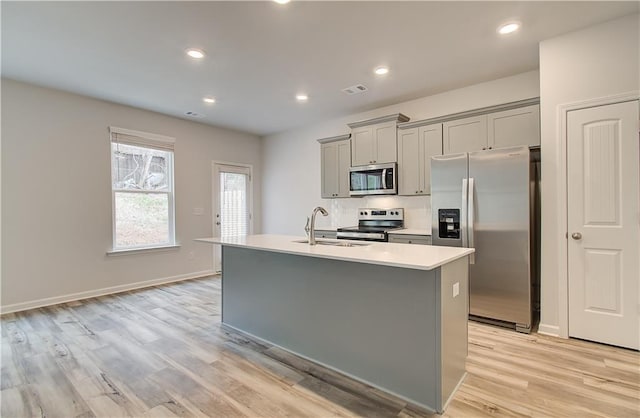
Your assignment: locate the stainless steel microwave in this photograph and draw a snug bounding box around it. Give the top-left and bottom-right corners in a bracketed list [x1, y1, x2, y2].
[349, 163, 397, 196]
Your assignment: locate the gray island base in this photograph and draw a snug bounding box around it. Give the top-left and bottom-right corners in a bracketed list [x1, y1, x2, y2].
[216, 240, 470, 413]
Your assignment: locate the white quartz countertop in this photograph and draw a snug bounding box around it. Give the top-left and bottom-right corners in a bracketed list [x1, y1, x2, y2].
[195, 234, 473, 271]
[388, 229, 432, 236]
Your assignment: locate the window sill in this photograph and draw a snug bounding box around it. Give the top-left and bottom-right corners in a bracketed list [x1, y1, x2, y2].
[106, 244, 181, 256]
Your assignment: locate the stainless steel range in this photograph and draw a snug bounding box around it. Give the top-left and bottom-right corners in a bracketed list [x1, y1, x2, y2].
[337, 208, 404, 242]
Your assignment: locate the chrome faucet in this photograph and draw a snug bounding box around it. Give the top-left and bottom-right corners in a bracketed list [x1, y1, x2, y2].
[309, 206, 328, 245]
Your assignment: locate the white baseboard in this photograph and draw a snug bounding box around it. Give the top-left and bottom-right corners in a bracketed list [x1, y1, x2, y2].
[0, 270, 217, 315]
[537, 323, 561, 337]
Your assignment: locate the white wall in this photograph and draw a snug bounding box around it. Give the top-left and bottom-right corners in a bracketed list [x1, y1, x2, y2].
[1, 79, 262, 310]
[262, 70, 540, 234]
[538, 14, 639, 335]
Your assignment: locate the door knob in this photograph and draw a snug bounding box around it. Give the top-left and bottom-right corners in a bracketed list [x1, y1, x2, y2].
[571, 232, 582, 240]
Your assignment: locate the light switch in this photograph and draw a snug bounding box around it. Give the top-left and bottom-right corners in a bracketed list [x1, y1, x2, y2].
[453, 282, 459, 298]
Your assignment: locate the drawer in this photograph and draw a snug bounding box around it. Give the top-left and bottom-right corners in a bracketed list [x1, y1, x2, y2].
[388, 235, 431, 245]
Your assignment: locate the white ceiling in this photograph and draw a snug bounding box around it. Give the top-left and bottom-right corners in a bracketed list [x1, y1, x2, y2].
[2, 1, 638, 136]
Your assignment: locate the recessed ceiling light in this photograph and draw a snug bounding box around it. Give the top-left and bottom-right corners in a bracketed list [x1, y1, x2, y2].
[274, 0, 290, 4]
[203, 97, 216, 104]
[296, 94, 308, 102]
[374, 66, 389, 76]
[498, 22, 521, 35]
[186, 48, 205, 59]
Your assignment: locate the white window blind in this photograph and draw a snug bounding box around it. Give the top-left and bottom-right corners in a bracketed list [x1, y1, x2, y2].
[220, 172, 249, 237]
[110, 127, 176, 251]
[110, 126, 175, 151]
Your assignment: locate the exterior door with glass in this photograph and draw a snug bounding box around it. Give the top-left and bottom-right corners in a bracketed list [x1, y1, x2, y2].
[213, 162, 252, 273]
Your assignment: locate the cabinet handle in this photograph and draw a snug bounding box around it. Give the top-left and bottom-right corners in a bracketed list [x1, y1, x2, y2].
[408, 241, 412, 244]
[420, 190, 423, 193]
[482, 147, 486, 150]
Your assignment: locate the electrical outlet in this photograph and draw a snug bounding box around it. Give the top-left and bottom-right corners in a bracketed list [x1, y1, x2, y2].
[453, 282, 459, 298]
[193, 207, 204, 216]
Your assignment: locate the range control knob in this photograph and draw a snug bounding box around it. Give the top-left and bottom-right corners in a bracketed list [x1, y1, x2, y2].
[364, 211, 368, 215]
[360, 211, 364, 215]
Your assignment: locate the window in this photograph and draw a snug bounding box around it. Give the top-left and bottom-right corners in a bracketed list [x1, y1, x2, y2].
[110, 127, 175, 251]
[219, 170, 250, 237]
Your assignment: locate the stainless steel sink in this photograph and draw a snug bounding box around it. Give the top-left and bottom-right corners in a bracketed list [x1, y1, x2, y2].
[292, 239, 370, 247]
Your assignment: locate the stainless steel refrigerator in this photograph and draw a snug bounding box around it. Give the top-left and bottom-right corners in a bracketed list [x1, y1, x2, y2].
[431, 146, 540, 333]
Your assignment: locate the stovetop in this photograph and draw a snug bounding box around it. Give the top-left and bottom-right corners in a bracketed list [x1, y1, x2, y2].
[337, 208, 405, 236]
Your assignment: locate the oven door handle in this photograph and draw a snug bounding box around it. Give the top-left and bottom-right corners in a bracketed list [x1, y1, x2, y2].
[337, 231, 386, 241]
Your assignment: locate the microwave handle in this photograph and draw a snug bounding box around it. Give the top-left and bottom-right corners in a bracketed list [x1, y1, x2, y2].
[382, 168, 388, 189]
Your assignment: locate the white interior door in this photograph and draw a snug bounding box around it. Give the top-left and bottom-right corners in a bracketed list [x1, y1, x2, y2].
[212, 163, 252, 273]
[567, 100, 639, 350]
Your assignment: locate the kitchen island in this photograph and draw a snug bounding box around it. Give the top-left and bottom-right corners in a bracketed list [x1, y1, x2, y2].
[195, 234, 474, 413]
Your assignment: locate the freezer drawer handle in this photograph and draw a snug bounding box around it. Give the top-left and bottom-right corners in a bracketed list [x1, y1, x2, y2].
[468, 177, 475, 264]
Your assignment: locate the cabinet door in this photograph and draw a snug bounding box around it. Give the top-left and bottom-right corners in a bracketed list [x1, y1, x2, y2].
[351, 126, 374, 166]
[397, 128, 421, 195]
[336, 139, 351, 197]
[320, 143, 338, 198]
[388, 235, 432, 245]
[488, 104, 540, 149]
[419, 123, 443, 195]
[443, 115, 488, 154]
[373, 121, 398, 164]
[316, 230, 337, 239]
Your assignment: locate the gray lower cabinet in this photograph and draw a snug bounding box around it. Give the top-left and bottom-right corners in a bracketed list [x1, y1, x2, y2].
[388, 234, 432, 245]
[314, 230, 337, 239]
[319, 136, 351, 198]
[221, 245, 469, 413]
[398, 123, 443, 195]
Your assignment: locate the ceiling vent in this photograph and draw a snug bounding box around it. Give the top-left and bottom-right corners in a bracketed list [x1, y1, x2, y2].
[342, 84, 368, 95]
[184, 111, 204, 118]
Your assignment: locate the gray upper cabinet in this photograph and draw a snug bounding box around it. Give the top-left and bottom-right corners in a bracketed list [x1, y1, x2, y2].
[348, 114, 410, 166]
[442, 100, 540, 154]
[350, 125, 375, 166]
[443, 115, 488, 154]
[488, 104, 540, 149]
[319, 135, 351, 198]
[398, 123, 443, 195]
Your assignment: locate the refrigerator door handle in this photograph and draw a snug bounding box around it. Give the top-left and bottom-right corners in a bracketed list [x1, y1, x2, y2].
[468, 177, 476, 264]
[461, 178, 468, 248]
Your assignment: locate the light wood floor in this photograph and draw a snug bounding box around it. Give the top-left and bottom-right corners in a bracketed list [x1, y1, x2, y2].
[1, 276, 638, 417]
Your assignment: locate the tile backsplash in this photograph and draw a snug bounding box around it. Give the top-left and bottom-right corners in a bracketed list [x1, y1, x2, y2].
[316, 196, 431, 230]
